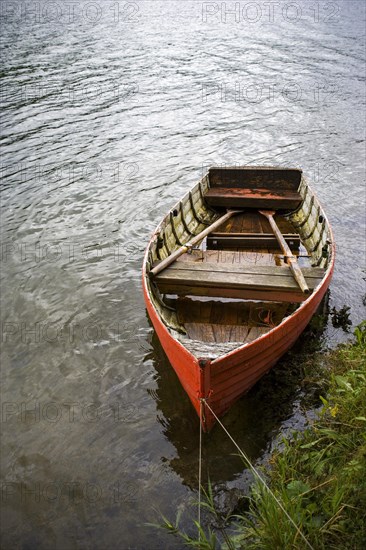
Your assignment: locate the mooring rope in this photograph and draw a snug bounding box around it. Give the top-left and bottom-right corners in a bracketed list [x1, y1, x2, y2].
[198, 399, 203, 541]
[200, 398, 315, 550]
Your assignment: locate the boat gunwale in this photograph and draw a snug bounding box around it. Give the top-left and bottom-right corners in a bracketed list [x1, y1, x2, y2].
[141, 167, 335, 430]
[143, 170, 334, 362]
[210, 174, 335, 364]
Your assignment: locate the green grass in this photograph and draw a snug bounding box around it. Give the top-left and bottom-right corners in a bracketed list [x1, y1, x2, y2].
[158, 322, 366, 549]
[232, 321, 366, 549]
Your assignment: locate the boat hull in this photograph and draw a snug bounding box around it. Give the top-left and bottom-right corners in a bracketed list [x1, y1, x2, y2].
[143, 261, 333, 431]
[142, 168, 335, 431]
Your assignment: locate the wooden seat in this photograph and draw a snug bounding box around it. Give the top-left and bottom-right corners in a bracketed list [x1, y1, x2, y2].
[153, 261, 324, 303]
[207, 232, 300, 250]
[204, 187, 302, 210]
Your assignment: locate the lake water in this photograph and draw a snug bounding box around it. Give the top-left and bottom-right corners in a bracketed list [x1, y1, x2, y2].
[1, 1, 365, 548]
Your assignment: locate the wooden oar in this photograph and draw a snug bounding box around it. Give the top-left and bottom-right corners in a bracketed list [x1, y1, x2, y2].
[150, 209, 242, 278]
[259, 209, 309, 294]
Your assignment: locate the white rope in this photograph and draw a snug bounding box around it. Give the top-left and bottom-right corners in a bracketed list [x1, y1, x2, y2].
[198, 399, 203, 541]
[201, 398, 315, 550]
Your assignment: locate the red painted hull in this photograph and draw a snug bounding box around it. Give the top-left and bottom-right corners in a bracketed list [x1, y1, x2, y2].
[142, 183, 335, 431]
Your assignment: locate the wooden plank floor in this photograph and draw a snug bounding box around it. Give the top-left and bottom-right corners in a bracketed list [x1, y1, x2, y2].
[216, 211, 295, 234]
[169, 212, 307, 345]
[177, 298, 292, 325]
[176, 299, 293, 344]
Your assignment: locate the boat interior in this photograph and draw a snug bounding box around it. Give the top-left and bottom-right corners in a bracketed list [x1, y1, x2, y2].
[146, 168, 332, 358]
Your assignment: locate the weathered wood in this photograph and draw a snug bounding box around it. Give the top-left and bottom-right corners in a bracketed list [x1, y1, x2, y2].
[259, 210, 309, 294]
[149, 209, 241, 277]
[205, 187, 302, 209]
[142, 165, 335, 432]
[208, 167, 302, 191]
[155, 284, 312, 304]
[207, 232, 300, 250]
[185, 322, 254, 344]
[177, 249, 284, 267]
[154, 261, 324, 302]
[157, 262, 323, 278]
[176, 298, 292, 328]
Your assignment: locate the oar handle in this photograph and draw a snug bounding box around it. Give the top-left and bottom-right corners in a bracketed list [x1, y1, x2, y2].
[150, 209, 242, 277]
[149, 243, 191, 277]
[259, 209, 309, 294]
[288, 258, 310, 294]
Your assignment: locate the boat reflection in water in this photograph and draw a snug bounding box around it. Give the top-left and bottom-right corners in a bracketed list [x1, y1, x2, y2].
[145, 297, 330, 491]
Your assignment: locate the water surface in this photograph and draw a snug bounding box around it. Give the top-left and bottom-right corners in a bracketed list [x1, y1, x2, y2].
[1, 1, 365, 548]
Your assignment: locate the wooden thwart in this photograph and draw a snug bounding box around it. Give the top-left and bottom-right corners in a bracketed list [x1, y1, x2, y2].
[205, 187, 302, 210]
[207, 232, 300, 250]
[154, 262, 324, 303]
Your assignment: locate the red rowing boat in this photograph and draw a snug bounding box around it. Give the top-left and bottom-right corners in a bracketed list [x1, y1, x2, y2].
[142, 167, 335, 431]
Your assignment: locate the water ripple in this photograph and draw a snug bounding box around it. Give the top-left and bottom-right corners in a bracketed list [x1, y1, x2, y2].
[1, 0, 365, 547]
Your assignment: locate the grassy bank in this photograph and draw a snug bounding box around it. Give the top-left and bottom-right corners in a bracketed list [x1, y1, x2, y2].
[161, 322, 366, 549]
[232, 321, 366, 549]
